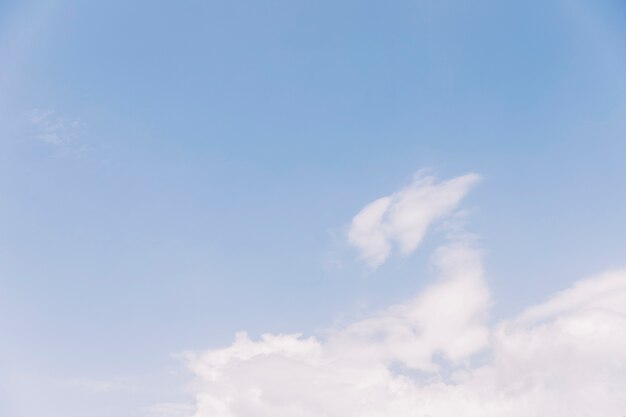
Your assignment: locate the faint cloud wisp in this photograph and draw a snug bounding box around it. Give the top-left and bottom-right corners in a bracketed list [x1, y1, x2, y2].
[24, 108, 87, 157]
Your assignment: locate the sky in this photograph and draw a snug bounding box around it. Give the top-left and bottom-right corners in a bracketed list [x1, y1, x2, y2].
[1, 0, 626, 416]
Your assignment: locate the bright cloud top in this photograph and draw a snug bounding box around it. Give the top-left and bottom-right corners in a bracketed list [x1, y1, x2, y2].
[177, 173, 626, 417]
[347, 172, 480, 267]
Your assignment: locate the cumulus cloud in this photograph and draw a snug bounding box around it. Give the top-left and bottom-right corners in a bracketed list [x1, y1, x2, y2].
[329, 241, 490, 371]
[176, 173, 626, 417]
[183, 239, 491, 417]
[182, 268, 626, 417]
[347, 172, 480, 268]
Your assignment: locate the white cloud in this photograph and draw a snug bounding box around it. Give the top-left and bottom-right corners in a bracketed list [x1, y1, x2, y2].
[182, 266, 626, 417]
[347, 172, 480, 268]
[328, 240, 490, 371]
[24, 108, 86, 156]
[183, 239, 490, 417]
[176, 173, 626, 417]
[515, 269, 626, 325]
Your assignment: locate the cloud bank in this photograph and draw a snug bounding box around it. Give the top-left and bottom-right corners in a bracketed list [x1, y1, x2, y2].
[347, 172, 480, 267]
[177, 173, 626, 417]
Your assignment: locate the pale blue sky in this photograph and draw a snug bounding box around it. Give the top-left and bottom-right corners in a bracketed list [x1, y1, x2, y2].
[1, 1, 626, 416]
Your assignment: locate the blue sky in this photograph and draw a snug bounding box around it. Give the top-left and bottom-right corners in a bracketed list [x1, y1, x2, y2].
[1, 1, 626, 416]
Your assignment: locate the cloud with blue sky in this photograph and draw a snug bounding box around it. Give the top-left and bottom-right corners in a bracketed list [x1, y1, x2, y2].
[178, 174, 626, 417]
[2, 1, 626, 416]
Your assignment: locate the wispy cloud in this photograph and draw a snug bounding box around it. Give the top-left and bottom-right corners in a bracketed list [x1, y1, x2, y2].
[347, 172, 480, 268]
[25, 108, 87, 156]
[176, 172, 626, 417]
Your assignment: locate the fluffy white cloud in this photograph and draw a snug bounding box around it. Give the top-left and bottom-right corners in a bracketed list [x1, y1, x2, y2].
[183, 266, 626, 417]
[183, 240, 491, 417]
[177, 173, 626, 417]
[329, 241, 490, 371]
[347, 172, 480, 267]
